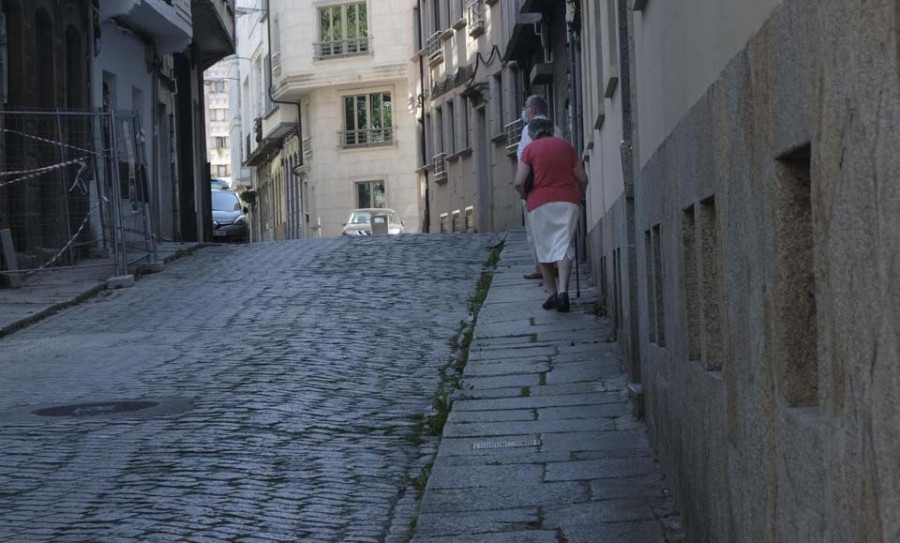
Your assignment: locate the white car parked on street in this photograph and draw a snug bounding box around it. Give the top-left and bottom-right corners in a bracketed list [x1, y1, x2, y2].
[341, 209, 405, 236]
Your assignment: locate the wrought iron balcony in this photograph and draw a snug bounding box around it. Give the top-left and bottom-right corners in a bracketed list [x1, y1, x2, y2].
[505, 118, 524, 155]
[339, 127, 394, 149]
[426, 31, 443, 63]
[467, 0, 486, 37]
[433, 153, 448, 183]
[314, 37, 371, 60]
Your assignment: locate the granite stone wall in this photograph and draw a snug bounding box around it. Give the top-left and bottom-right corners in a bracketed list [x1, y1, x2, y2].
[633, 0, 900, 541]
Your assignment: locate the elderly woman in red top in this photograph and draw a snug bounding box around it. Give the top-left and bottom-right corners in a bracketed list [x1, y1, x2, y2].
[515, 118, 588, 312]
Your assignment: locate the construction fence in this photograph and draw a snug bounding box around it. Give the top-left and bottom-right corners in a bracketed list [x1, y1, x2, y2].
[0, 108, 156, 286]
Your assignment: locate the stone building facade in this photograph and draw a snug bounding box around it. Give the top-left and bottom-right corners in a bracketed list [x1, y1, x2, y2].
[0, 0, 92, 260]
[571, 0, 900, 540]
[413, 0, 531, 234]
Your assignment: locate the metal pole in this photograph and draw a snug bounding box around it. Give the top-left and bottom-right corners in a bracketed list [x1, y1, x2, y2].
[89, 113, 107, 253]
[54, 109, 74, 265]
[133, 113, 157, 262]
[108, 110, 127, 276]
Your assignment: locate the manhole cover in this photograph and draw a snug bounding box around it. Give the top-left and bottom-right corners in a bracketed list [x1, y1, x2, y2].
[1, 397, 194, 422]
[32, 401, 159, 418]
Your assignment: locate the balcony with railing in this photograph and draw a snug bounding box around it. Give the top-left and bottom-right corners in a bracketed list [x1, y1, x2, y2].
[426, 31, 444, 65]
[505, 118, 524, 155]
[193, 0, 237, 68]
[433, 153, 448, 183]
[302, 137, 312, 160]
[467, 0, 486, 37]
[339, 127, 394, 149]
[101, 0, 193, 54]
[314, 37, 371, 60]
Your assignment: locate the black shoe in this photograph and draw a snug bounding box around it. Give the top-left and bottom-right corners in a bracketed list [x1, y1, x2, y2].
[542, 294, 558, 310]
[556, 292, 570, 313]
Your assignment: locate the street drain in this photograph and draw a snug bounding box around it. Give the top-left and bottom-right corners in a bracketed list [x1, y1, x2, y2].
[472, 439, 541, 450]
[33, 401, 159, 418]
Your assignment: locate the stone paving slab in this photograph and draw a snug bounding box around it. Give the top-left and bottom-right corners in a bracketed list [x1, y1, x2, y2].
[454, 392, 623, 411]
[411, 229, 683, 543]
[414, 508, 539, 538]
[462, 374, 541, 390]
[412, 531, 558, 543]
[419, 481, 589, 513]
[449, 409, 536, 423]
[468, 345, 557, 361]
[443, 417, 614, 438]
[427, 463, 544, 489]
[461, 360, 551, 377]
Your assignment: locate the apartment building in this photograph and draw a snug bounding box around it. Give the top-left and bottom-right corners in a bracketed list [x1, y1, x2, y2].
[235, 0, 280, 240]
[205, 61, 234, 186]
[413, 0, 535, 234]
[238, 0, 420, 241]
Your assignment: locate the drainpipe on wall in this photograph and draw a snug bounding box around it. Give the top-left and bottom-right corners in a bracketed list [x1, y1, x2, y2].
[149, 45, 161, 245]
[565, 1, 583, 156]
[566, 0, 586, 261]
[617, 0, 641, 384]
[617, 0, 634, 184]
[417, 0, 430, 233]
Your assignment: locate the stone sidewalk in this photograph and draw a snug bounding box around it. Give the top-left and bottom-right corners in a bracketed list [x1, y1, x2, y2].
[0, 242, 204, 338]
[412, 229, 684, 543]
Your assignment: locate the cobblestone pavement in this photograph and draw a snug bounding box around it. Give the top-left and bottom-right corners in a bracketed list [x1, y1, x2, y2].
[0, 241, 203, 337]
[0, 234, 495, 542]
[411, 229, 684, 543]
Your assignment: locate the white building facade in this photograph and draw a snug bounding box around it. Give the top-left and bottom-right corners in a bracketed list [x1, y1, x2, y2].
[238, 0, 420, 241]
[204, 60, 233, 186]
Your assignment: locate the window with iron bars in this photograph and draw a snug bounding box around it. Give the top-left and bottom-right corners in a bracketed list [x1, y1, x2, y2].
[505, 118, 524, 155]
[426, 31, 443, 63]
[433, 153, 448, 183]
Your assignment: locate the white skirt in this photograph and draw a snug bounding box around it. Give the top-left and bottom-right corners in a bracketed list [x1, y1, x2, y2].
[527, 201, 579, 263]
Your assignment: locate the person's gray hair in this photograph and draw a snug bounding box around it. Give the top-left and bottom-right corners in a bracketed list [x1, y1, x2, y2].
[528, 118, 555, 140]
[525, 95, 549, 117]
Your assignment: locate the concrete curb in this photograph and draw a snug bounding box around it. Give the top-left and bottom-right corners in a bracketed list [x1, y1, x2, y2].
[0, 283, 106, 340]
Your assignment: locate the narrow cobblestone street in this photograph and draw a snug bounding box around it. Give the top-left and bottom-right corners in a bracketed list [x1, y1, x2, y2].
[0, 235, 495, 542]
